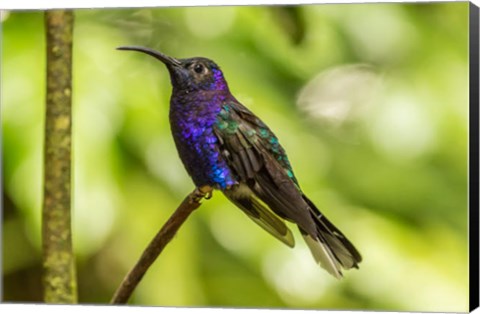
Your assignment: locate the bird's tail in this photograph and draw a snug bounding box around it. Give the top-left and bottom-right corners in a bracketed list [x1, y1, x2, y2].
[301, 195, 362, 279]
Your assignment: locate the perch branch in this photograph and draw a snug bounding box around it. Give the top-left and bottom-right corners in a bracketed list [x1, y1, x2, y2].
[110, 187, 211, 304]
[42, 10, 77, 304]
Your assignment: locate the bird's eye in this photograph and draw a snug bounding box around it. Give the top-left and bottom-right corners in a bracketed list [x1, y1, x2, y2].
[193, 63, 204, 74]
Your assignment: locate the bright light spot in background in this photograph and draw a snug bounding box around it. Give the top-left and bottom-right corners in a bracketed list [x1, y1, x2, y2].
[297, 64, 381, 127]
[2, 56, 44, 247]
[73, 101, 119, 257]
[209, 206, 262, 257]
[2, 57, 42, 127]
[368, 94, 436, 161]
[73, 182, 118, 256]
[298, 63, 437, 161]
[0, 10, 10, 22]
[145, 139, 190, 191]
[184, 6, 236, 39]
[344, 5, 417, 63]
[262, 243, 335, 306]
[7, 156, 42, 249]
[71, 29, 129, 256]
[77, 95, 121, 144]
[350, 210, 468, 312]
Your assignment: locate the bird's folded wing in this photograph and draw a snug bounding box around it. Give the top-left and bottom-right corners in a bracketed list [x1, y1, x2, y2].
[213, 101, 317, 236]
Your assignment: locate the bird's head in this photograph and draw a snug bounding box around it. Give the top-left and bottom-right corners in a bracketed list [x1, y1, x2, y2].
[117, 46, 229, 93]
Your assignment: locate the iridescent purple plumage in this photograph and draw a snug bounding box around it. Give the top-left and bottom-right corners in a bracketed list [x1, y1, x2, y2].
[170, 89, 236, 189]
[211, 68, 227, 90]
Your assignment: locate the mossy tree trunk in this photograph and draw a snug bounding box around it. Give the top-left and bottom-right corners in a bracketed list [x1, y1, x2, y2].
[42, 9, 77, 304]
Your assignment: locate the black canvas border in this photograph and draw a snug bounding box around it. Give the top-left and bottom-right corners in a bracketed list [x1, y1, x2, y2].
[469, 1, 480, 312]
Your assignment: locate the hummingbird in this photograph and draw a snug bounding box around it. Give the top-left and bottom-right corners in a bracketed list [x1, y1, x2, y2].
[118, 46, 362, 278]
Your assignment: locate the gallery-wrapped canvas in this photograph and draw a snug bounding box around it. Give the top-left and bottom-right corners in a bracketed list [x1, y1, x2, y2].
[1, 1, 479, 313]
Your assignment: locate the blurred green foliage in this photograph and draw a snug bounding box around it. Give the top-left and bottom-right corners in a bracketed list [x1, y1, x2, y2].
[1, 2, 470, 312]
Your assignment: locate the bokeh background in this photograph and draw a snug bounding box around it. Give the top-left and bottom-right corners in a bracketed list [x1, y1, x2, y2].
[1, 2, 470, 312]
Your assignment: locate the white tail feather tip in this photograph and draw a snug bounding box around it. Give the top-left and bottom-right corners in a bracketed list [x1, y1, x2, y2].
[303, 235, 343, 279]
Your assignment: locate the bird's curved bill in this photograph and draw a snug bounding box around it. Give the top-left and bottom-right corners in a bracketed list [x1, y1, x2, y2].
[117, 46, 181, 67]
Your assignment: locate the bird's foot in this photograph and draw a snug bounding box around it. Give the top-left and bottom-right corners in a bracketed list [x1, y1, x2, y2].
[190, 186, 213, 204]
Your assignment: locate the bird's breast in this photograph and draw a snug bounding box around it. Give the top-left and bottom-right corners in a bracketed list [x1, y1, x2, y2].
[169, 97, 236, 189]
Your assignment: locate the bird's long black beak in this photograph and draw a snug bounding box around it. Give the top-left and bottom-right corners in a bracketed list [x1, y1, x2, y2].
[117, 46, 182, 67]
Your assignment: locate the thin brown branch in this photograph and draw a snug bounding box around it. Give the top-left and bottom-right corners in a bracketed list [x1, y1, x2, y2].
[42, 10, 77, 304]
[110, 188, 210, 304]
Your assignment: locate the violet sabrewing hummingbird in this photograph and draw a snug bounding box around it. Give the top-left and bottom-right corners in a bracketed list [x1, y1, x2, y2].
[117, 46, 362, 278]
